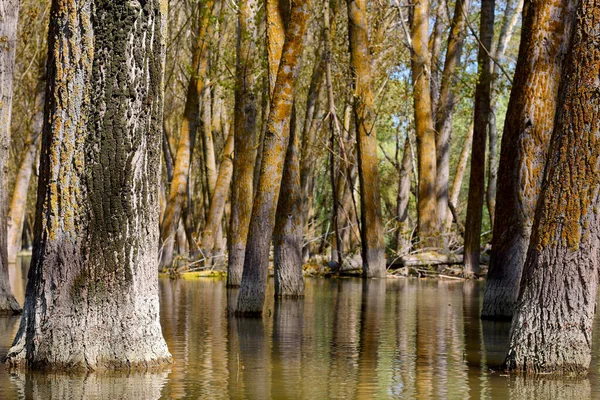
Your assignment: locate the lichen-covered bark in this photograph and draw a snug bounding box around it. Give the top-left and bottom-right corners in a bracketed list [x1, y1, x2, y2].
[236, 0, 309, 315]
[160, 0, 213, 269]
[347, 0, 386, 277]
[411, 0, 439, 249]
[463, 0, 495, 276]
[4, 0, 171, 370]
[201, 125, 234, 255]
[0, 0, 22, 315]
[434, 0, 469, 238]
[505, 0, 600, 375]
[228, 0, 260, 286]
[274, 107, 304, 298]
[482, 0, 578, 319]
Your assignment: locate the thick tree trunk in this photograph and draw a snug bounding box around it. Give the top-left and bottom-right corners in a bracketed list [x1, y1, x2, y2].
[4, 0, 171, 370]
[434, 0, 469, 239]
[274, 107, 304, 298]
[228, 0, 260, 286]
[486, 0, 524, 230]
[201, 125, 234, 257]
[505, 1, 600, 374]
[396, 136, 413, 255]
[411, 0, 439, 249]
[347, 0, 386, 278]
[463, 0, 495, 276]
[235, 0, 309, 315]
[160, 0, 213, 269]
[0, 0, 21, 315]
[482, 0, 578, 319]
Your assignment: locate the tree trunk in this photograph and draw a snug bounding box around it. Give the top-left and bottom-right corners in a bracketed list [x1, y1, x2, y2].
[396, 136, 413, 255]
[434, 0, 470, 239]
[482, 0, 578, 319]
[411, 0, 439, 249]
[273, 106, 304, 298]
[228, 0, 260, 286]
[0, 0, 22, 315]
[429, 0, 446, 117]
[235, 0, 309, 315]
[160, 0, 213, 269]
[486, 0, 524, 230]
[445, 122, 473, 231]
[463, 0, 495, 276]
[4, 0, 171, 370]
[347, 0, 386, 278]
[505, 1, 600, 374]
[201, 124, 234, 257]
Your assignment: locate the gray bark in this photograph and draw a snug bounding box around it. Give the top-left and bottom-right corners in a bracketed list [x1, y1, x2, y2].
[505, 0, 600, 374]
[4, 0, 171, 370]
[482, 0, 578, 319]
[274, 107, 304, 298]
[0, 0, 22, 315]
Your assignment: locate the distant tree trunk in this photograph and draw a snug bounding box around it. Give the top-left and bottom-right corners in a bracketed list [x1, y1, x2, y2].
[160, 0, 213, 269]
[7, 134, 40, 263]
[505, 1, 600, 374]
[201, 125, 234, 257]
[429, 0, 446, 116]
[228, 0, 260, 286]
[486, 0, 524, 230]
[411, 0, 439, 249]
[274, 106, 304, 297]
[434, 0, 470, 239]
[236, 0, 309, 315]
[463, 0, 495, 276]
[347, 0, 386, 278]
[445, 123, 473, 231]
[482, 0, 578, 319]
[0, 0, 21, 315]
[4, 0, 171, 370]
[396, 136, 413, 255]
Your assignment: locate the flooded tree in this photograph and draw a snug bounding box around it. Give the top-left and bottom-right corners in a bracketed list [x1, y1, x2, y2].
[4, 0, 171, 369]
[228, 0, 260, 287]
[482, 0, 578, 319]
[463, 0, 495, 276]
[0, 0, 22, 315]
[505, 0, 600, 375]
[236, 0, 310, 315]
[348, 0, 386, 277]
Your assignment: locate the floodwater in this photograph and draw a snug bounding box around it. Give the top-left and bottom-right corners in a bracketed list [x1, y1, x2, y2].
[1, 258, 600, 399]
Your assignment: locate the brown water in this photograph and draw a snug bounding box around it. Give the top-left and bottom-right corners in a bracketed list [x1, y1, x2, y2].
[1, 258, 599, 399]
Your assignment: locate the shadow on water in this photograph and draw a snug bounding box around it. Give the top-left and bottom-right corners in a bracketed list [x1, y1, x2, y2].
[1, 257, 599, 399]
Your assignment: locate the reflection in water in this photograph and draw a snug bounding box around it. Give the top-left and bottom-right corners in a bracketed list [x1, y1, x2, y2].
[2, 259, 600, 399]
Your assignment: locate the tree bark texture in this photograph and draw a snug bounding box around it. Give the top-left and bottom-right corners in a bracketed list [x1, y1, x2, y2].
[274, 107, 304, 298]
[434, 0, 470, 239]
[411, 0, 439, 249]
[0, 0, 22, 314]
[347, 0, 386, 278]
[505, 0, 600, 374]
[486, 0, 524, 230]
[160, 0, 213, 269]
[482, 0, 578, 319]
[4, 0, 171, 370]
[235, 0, 309, 315]
[463, 0, 495, 276]
[228, 0, 260, 286]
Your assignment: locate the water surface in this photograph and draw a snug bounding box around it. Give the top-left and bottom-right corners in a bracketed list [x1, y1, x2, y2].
[1, 257, 599, 399]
